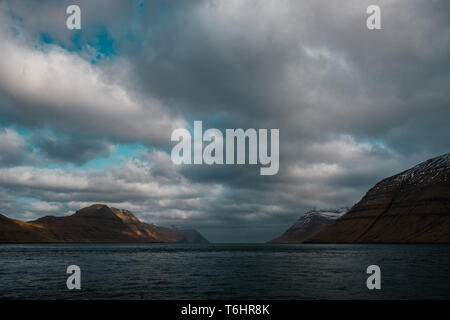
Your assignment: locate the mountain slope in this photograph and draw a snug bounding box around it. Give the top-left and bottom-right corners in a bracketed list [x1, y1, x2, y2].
[0, 204, 209, 243]
[307, 153, 450, 243]
[268, 208, 348, 243]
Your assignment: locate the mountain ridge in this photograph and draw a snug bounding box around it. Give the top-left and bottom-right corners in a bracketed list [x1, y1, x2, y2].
[0, 204, 209, 244]
[307, 153, 450, 243]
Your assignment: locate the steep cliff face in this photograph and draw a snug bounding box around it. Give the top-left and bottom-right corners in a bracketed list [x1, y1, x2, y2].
[307, 154, 450, 243]
[269, 208, 348, 243]
[0, 204, 209, 243]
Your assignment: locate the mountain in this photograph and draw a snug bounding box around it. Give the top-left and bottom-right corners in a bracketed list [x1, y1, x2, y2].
[268, 208, 348, 243]
[307, 153, 450, 243]
[0, 204, 209, 243]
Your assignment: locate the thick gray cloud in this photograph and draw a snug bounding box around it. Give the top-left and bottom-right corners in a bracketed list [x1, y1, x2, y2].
[0, 128, 26, 166]
[0, 1, 449, 242]
[32, 132, 115, 165]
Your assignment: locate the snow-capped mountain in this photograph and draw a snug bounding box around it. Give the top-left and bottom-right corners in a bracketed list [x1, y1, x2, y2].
[269, 207, 349, 243]
[394, 152, 450, 185]
[308, 153, 450, 243]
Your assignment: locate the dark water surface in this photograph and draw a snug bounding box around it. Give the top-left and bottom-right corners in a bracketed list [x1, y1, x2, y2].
[0, 243, 449, 299]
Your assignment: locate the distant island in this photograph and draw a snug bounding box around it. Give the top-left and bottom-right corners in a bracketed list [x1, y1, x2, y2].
[0, 204, 209, 244]
[270, 153, 450, 243]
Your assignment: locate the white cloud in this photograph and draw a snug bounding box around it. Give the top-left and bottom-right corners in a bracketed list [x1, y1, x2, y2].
[0, 20, 186, 148]
[289, 163, 344, 181]
[26, 201, 60, 212]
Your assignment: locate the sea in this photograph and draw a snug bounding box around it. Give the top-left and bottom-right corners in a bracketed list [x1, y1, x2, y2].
[0, 243, 449, 300]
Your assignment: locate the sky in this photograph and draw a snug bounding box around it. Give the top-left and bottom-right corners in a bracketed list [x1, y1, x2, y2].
[0, 0, 449, 243]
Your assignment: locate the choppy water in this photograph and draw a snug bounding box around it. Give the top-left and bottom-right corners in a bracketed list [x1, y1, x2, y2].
[0, 243, 449, 299]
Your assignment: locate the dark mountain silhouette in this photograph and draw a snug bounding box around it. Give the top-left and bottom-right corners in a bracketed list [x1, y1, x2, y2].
[269, 208, 348, 243]
[0, 204, 209, 243]
[307, 153, 450, 243]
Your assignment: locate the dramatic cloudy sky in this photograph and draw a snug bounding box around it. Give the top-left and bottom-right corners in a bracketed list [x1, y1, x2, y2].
[0, 0, 449, 242]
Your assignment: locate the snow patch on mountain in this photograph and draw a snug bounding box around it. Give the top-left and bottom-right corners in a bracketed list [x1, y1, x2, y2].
[300, 207, 349, 224]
